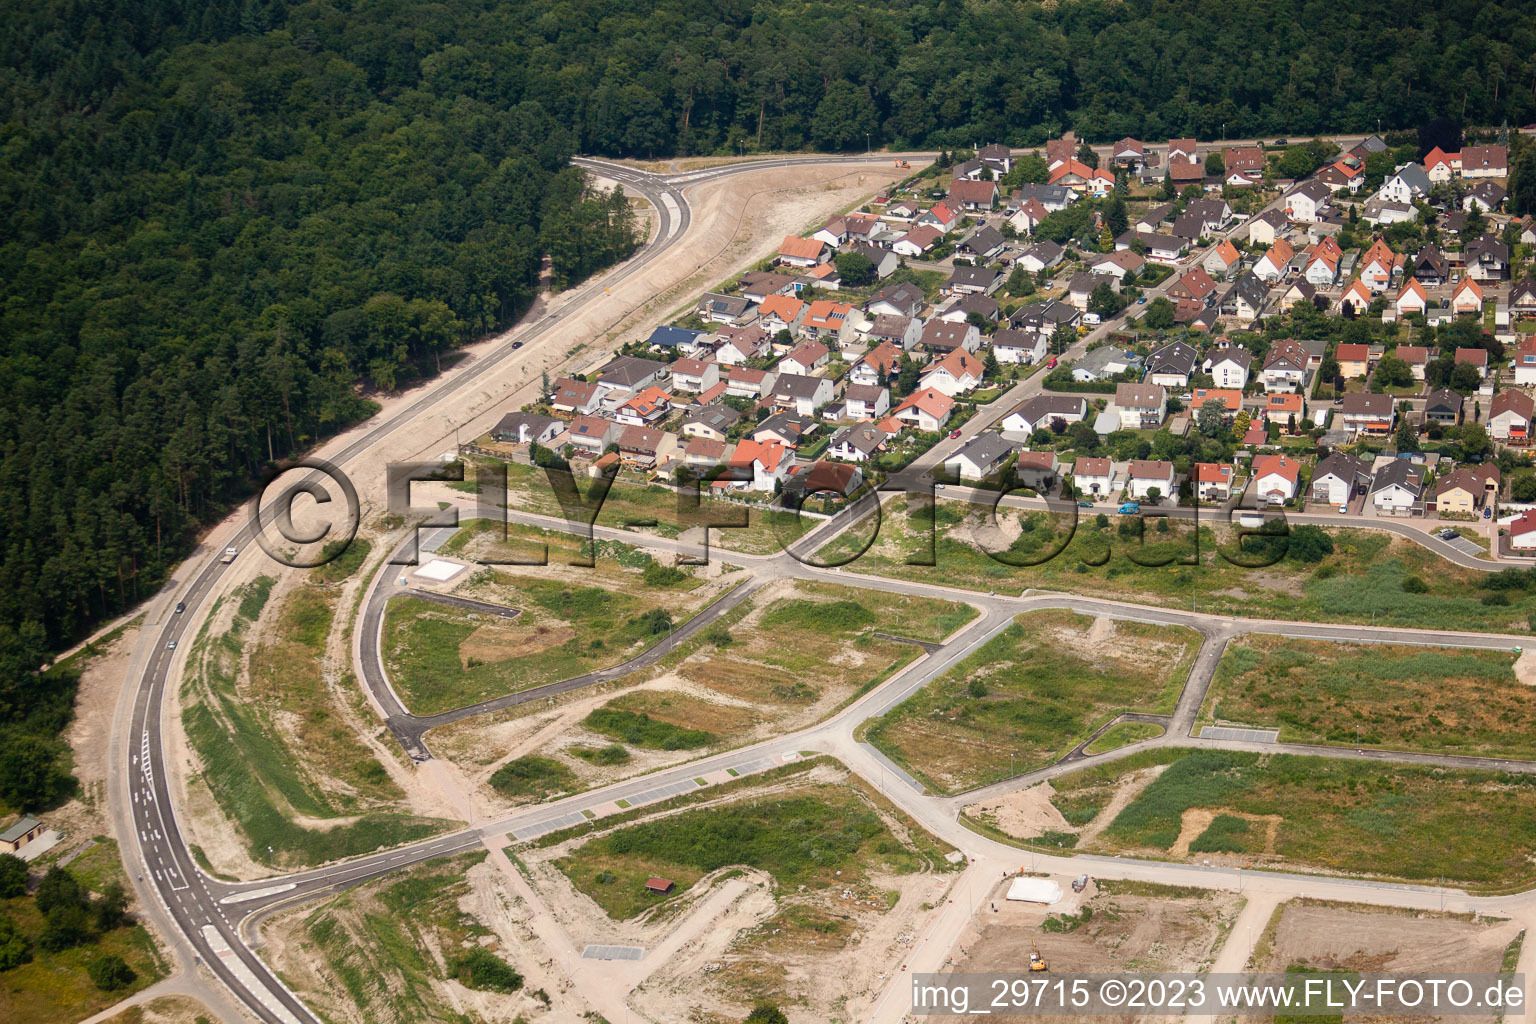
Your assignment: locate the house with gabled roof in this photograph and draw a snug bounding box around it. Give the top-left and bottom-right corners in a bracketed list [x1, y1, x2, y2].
[945, 434, 1021, 482]
[916, 201, 961, 233]
[1206, 347, 1253, 390]
[828, 423, 889, 463]
[920, 348, 985, 396]
[1461, 144, 1507, 179]
[1002, 395, 1088, 436]
[680, 404, 741, 442]
[849, 341, 903, 387]
[944, 265, 1002, 296]
[757, 294, 807, 335]
[1370, 459, 1424, 514]
[949, 178, 999, 211]
[778, 235, 829, 267]
[1312, 452, 1372, 506]
[1337, 393, 1395, 436]
[1071, 456, 1115, 496]
[1286, 180, 1333, 223]
[1194, 462, 1235, 501]
[1455, 346, 1489, 379]
[1491, 389, 1534, 441]
[669, 357, 720, 394]
[770, 373, 835, 416]
[1380, 162, 1432, 204]
[1115, 383, 1166, 429]
[727, 439, 791, 491]
[1166, 266, 1217, 306]
[1203, 238, 1241, 276]
[892, 225, 942, 257]
[1453, 278, 1484, 316]
[1512, 278, 1536, 321]
[892, 387, 955, 432]
[919, 319, 980, 354]
[549, 376, 601, 415]
[1414, 244, 1450, 286]
[992, 328, 1048, 366]
[1253, 237, 1295, 283]
[1145, 340, 1199, 388]
[1251, 454, 1302, 503]
[714, 324, 772, 366]
[1261, 339, 1310, 392]
[1337, 278, 1373, 316]
[1395, 278, 1428, 320]
[1127, 459, 1176, 500]
[780, 340, 830, 377]
[800, 301, 855, 344]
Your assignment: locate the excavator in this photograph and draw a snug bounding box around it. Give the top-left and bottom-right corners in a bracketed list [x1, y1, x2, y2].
[1029, 942, 1050, 972]
[894, 158, 911, 168]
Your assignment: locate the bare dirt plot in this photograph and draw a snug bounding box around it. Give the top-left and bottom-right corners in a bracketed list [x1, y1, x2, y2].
[518, 760, 962, 1024]
[927, 879, 1245, 1023]
[867, 610, 1198, 793]
[1247, 899, 1524, 1022]
[1205, 635, 1536, 759]
[262, 851, 586, 1024]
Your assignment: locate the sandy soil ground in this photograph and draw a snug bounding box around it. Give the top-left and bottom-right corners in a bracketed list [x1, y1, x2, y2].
[1516, 648, 1536, 685]
[514, 764, 962, 1024]
[50, 622, 142, 851]
[930, 880, 1245, 1023]
[1247, 900, 1523, 1023]
[99, 994, 220, 1024]
[964, 782, 1072, 840]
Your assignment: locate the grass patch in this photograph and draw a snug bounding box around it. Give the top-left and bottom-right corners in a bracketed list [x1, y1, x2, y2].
[1083, 721, 1165, 755]
[1188, 814, 1255, 854]
[1053, 748, 1536, 888]
[581, 708, 714, 750]
[865, 610, 1197, 792]
[569, 744, 631, 766]
[821, 497, 1536, 633]
[184, 579, 455, 869]
[310, 538, 372, 584]
[1205, 637, 1536, 758]
[556, 784, 942, 920]
[489, 756, 577, 798]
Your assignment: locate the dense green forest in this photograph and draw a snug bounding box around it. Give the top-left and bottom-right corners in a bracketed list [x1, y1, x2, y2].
[1, 0, 1534, 805]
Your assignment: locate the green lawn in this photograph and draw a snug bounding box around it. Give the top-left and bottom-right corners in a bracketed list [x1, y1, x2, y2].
[1083, 720, 1166, 755]
[819, 497, 1536, 633]
[864, 610, 1197, 792]
[1047, 748, 1536, 889]
[1204, 636, 1536, 758]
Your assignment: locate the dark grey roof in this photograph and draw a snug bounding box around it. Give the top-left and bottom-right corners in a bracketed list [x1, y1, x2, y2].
[1007, 394, 1088, 427]
[491, 411, 559, 442]
[697, 292, 754, 317]
[1371, 459, 1423, 496]
[1147, 340, 1198, 376]
[867, 281, 925, 314]
[951, 433, 1019, 468]
[772, 373, 827, 399]
[1314, 452, 1371, 486]
[831, 423, 888, 455]
[598, 355, 667, 386]
[684, 405, 741, 432]
[959, 225, 1005, 255]
[1225, 272, 1268, 310]
[1423, 388, 1463, 415]
[1387, 162, 1431, 194]
[946, 265, 1001, 288]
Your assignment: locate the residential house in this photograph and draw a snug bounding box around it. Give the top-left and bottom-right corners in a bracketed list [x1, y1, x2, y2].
[1264, 392, 1304, 428]
[978, 143, 1013, 174]
[1116, 231, 1187, 264]
[1008, 197, 1051, 235]
[1194, 462, 1235, 502]
[800, 301, 855, 345]
[1464, 182, 1507, 212]
[1311, 452, 1372, 506]
[919, 320, 981, 354]
[863, 315, 921, 353]
[1002, 395, 1089, 436]
[1361, 196, 1417, 226]
[917, 201, 961, 233]
[1221, 273, 1269, 323]
[739, 270, 798, 302]
[892, 387, 955, 432]
[756, 294, 807, 335]
[1454, 347, 1489, 379]
[1115, 383, 1167, 429]
[1434, 467, 1495, 514]
[892, 226, 942, 257]
[770, 373, 835, 416]
[1337, 393, 1395, 436]
[1113, 137, 1145, 168]
[614, 385, 673, 427]
[778, 235, 829, 268]
[1071, 346, 1142, 382]
[1251, 454, 1302, 504]
[1253, 238, 1296, 283]
[491, 411, 560, 446]
[1203, 239, 1242, 276]
[992, 328, 1049, 366]
[1337, 278, 1373, 316]
[1071, 456, 1115, 496]
[1166, 267, 1217, 306]
[1396, 279, 1428, 319]
[1424, 146, 1457, 182]
[783, 461, 864, 502]
[1010, 298, 1080, 333]
[1009, 450, 1059, 492]
[1465, 235, 1511, 283]
[920, 348, 985, 396]
[1511, 511, 1536, 551]
[828, 423, 889, 463]
[842, 242, 899, 280]
[616, 425, 667, 467]
[1370, 460, 1425, 514]
[1067, 271, 1119, 311]
[669, 358, 720, 394]
[598, 355, 668, 391]
[1514, 278, 1536, 320]
[936, 292, 1001, 324]
[1336, 343, 1370, 379]
[949, 178, 999, 211]
[1015, 182, 1078, 211]
[945, 434, 1020, 482]
[1145, 340, 1199, 387]
[1460, 144, 1507, 178]
[866, 281, 926, 319]
[780, 340, 830, 376]
[1262, 339, 1311, 392]
[549, 377, 601, 415]
[1207, 348, 1253, 390]
[1414, 244, 1450, 286]
[1379, 163, 1432, 205]
[1490, 389, 1535, 442]
[1394, 344, 1430, 379]
[754, 412, 815, 448]
[841, 383, 890, 420]
[681, 405, 741, 442]
[1286, 180, 1333, 223]
[565, 415, 618, 457]
[1127, 460, 1176, 500]
[956, 225, 1007, 263]
[646, 325, 709, 354]
[1134, 202, 1175, 233]
[944, 265, 1003, 296]
[724, 366, 776, 400]
[1247, 209, 1290, 246]
[1015, 241, 1065, 274]
[1222, 146, 1265, 186]
[1452, 278, 1485, 316]
[1358, 239, 1404, 292]
[1301, 238, 1342, 286]
[849, 342, 903, 387]
[681, 437, 730, 471]
[714, 324, 772, 365]
[1316, 157, 1364, 192]
[1086, 248, 1145, 283]
[727, 439, 791, 492]
[1192, 388, 1243, 414]
[695, 292, 755, 324]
